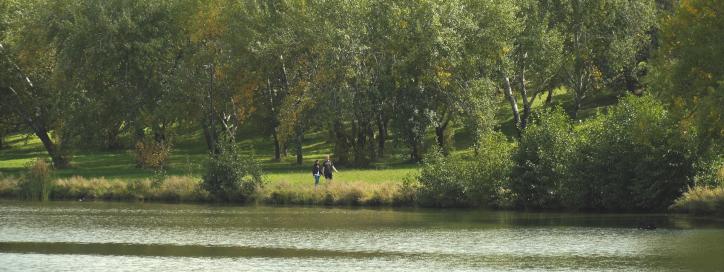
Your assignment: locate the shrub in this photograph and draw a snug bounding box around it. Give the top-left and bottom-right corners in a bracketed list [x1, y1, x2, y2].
[510, 107, 576, 209]
[18, 158, 53, 201]
[416, 146, 468, 207]
[569, 95, 695, 211]
[468, 131, 515, 207]
[670, 186, 724, 216]
[417, 131, 513, 208]
[202, 140, 264, 202]
[133, 138, 172, 169]
[694, 154, 724, 188]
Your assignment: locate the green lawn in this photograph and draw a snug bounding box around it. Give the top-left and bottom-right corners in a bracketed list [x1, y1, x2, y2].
[0, 129, 419, 185]
[0, 87, 611, 185]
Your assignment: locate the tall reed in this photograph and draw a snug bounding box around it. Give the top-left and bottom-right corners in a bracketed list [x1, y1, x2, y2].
[18, 159, 52, 201]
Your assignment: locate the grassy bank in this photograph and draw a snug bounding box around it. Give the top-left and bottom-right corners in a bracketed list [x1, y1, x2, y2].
[670, 186, 724, 216]
[0, 174, 416, 206]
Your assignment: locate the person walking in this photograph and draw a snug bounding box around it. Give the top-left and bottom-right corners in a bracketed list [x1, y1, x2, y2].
[322, 155, 338, 182]
[312, 160, 322, 189]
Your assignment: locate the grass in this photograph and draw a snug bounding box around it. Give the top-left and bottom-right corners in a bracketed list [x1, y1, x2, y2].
[670, 186, 724, 216]
[0, 175, 416, 206]
[0, 85, 611, 204]
[0, 130, 419, 184]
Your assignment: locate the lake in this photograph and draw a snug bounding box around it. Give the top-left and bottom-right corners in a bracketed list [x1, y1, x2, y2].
[1, 200, 723, 271]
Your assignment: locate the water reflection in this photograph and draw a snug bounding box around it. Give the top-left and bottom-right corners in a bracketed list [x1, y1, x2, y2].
[0, 200, 722, 271]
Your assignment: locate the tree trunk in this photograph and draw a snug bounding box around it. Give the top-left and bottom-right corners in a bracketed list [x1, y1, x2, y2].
[295, 126, 303, 165]
[376, 115, 387, 158]
[435, 113, 450, 150]
[410, 141, 421, 162]
[503, 75, 520, 130]
[572, 93, 582, 120]
[545, 88, 554, 105]
[333, 120, 349, 165]
[518, 65, 532, 131]
[367, 124, 376, 162]
[35, 128, 69, 168]
[520, 106, 532, 130]
[272, 131, 281, 161]
[105, 123, 123, 150]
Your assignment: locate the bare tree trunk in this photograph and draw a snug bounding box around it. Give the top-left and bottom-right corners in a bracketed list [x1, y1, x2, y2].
[519, 62, 533, 131]
[502, 75, 520, 130]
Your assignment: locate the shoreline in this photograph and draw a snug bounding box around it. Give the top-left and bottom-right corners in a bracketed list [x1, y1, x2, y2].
[2, 174, 721, 217]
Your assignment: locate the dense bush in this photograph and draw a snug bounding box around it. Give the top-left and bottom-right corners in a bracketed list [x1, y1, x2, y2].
[510, 107, 576, 209]
[18, 158, 53, 201]
[509, 96, 696, 211]
[417, 132, 513, 208]
[202, 141, 264, 202]
[568, 95, 695, 211]
[670, 186, 724, 216]
[133, 138, 172, 170]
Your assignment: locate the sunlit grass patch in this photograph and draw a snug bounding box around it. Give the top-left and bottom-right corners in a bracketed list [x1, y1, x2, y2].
[670, 186, 724, 216]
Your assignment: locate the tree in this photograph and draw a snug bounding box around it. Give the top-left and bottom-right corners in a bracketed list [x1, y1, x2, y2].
[49, 0, 185, 149]
[554, 0, 657, 118]
[505, 0, 565, 131]
[649, 0, 724, 151]
[0, 0, 73, 168]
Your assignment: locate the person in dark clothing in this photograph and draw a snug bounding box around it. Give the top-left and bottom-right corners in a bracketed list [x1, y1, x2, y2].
[322, 155, 338, 182]
[312, 160, 322, 189]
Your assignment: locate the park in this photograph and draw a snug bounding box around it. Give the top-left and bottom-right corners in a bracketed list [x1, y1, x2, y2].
[1, 0, 723, 271]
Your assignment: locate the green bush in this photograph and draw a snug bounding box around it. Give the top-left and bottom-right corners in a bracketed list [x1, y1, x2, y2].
[510, 107, 576, 209]
[670, 186, 724, 216]
[694, 154, 724, 188]
[416, 146, 468, 207]
[202, 141, 264, 202]
[569, 95, 695, 211]
[417, 132, 513, 208]
[18, 158, 53, 201]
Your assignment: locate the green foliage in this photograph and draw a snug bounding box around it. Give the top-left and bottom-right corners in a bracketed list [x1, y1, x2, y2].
[417, 132, 513, 208]
[670, 186, 724, 217]
[202, 140, 264, 202]
[568, 95, 694, 211]
[648, 0, 724, 148]
[694, 155, 724, 188]
[416, 146, 468, 207]
[510, 107, 576, 209]
[18, 158, 52, 201]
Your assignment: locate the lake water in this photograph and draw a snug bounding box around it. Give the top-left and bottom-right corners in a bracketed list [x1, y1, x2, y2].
[1, 200, 723, 271]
